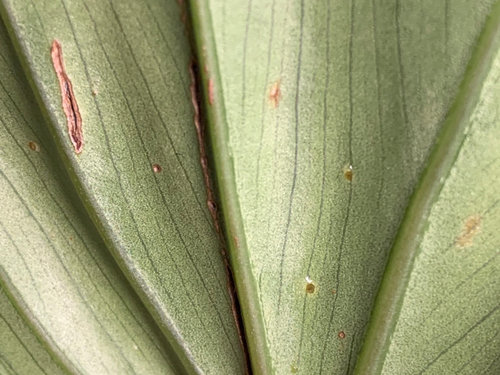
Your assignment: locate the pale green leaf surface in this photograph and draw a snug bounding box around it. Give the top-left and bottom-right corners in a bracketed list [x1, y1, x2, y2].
[0, 0, 245, 374]
[0, 287, 65, 375]
[190, 0, 498, 373]
[356, 6, 500, 373]
[382, 52, 500, 375]
[0, 18, 180, 374]
[382, 50, 500, 375]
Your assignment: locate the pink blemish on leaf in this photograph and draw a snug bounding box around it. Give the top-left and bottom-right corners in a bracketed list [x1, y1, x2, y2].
[269, 80, 281, 108]
[51, 40, 83, 154]
[152, 164, 162, 173]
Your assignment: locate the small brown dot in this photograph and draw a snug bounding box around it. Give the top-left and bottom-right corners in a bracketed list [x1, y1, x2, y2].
[343, 165, 353, 181]
[305, 283, 315, 294]
[331, 289, 337, 295]
[28, 141, 40, 152]
[152, 164, 162, 173]
[338, 331, 346, 339]
[305, 276, 316, 294]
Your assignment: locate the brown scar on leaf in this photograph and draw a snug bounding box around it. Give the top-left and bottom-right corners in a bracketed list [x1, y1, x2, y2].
[189, 61, 250, 374]
[51, 40, 83, 154]
[456, 214, 481, 247]
[269, 80, 281, 108]
[207, 78, 215, 105]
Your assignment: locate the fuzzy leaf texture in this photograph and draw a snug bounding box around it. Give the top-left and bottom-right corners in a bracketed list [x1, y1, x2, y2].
[0, 0, 499, 374]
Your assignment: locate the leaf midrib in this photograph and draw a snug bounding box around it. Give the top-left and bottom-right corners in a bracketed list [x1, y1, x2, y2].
[354, 2, 500, 373]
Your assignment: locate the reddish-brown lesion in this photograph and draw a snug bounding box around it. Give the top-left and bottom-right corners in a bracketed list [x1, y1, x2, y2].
[189, 61, 250, 373]
[51, 40, 83, 154]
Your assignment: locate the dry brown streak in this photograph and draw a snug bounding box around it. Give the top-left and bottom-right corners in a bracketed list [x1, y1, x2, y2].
[51, 40, 83, 154]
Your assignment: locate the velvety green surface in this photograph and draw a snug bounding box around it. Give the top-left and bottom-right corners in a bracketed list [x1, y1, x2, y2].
[357, 6, 500, 372]
[0, 0, 244, 374]
[190, 0, 498, 373]
[0, 18, 180, 374]
[0, 0, 498, 373]
[0, 287, 65, 375]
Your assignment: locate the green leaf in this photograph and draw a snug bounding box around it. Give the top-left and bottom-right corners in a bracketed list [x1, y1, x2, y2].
[355, 3, 500, 373]
[189, 0, 499, 373]
[0, 0, 245, 374]
[0, 19, 180, 374]
[1, 0, 499, 374]
[0, 287, 65, 375]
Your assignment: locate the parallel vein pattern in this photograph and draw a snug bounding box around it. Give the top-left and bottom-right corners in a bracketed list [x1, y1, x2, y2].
[379, 33, 500, 374]
[0, 19, 179, 374]
[191, 0, 498, 373]
[0, 0, 245, 373]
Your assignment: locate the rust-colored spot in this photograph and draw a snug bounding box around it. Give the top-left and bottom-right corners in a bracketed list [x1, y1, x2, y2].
[306, 283, 315, 294]
[28, 141, 40, 152]
[51, 40, 83, 154]
[456, 214, 481, 247]
[208, 78, 215, 105]
[331, 289, 337, 295]
[269, 80, 281, 108]
[233, 236, 240, 249]
[152, 164, 162, 173]
[343, 164, 353, 181]
[338, 331, 346, 339]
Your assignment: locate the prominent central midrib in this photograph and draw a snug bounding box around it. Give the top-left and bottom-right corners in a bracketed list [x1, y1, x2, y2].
[187, 2, 272, 374]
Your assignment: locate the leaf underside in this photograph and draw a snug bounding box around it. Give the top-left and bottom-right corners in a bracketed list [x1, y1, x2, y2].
[190, 0, 499, 373]
[0, 0, 498, 374]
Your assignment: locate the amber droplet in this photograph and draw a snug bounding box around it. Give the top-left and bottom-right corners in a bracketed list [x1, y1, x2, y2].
[305, 276, 315, 294]
[343, 164, 353, 181]
[338, 331, 346, 339]
[152, 164, 162, 173]
[28, 141, 40, 152]
[306, 283, 315, 294]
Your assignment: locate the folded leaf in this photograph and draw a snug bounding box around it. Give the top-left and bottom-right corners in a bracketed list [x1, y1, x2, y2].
[0, 0, 245, 373]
